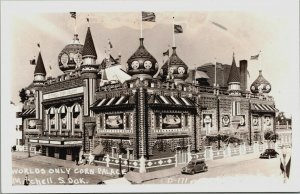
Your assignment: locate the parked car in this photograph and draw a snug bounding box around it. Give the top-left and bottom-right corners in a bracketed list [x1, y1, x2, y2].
[259, 149, 279, 159]
[181, 159, 208, 175]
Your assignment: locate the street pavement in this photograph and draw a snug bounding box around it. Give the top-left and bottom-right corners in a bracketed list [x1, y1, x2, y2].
[143, 153, 283, 184]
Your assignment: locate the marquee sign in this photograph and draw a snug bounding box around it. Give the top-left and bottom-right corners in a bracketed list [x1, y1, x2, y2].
[64, 141, 82, 145]
[43, 87, 83, 100]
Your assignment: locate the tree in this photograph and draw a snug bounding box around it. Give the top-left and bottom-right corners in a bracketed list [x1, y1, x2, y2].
[264, 131, 278, 142]
[19, 88, 28, 103]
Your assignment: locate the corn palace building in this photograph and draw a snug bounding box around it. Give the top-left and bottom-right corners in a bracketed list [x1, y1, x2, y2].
[19, 23, 279, 161]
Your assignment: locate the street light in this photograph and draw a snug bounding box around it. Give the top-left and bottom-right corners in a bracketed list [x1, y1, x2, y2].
[118, 154, 123, 177]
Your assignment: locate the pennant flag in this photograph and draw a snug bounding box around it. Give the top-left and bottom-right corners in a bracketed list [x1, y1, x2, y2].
[163, 49, 169, 57]
[10, 101, 15, 105]
[29, 59, 36, 65]
[210, 21, 228, 31]
[86, 18, 90, 23]
[142, 11, 156, 22]
[174, 24, 183, 33]
[286, 157, 291, 178]
[280, 158, 285, 174]
[250, 54, 259, 60]
[108, 39, 113, 49]
[109, 54, 118, 64]
[37, 43, 40, 48]
[70, 12, 76, 19]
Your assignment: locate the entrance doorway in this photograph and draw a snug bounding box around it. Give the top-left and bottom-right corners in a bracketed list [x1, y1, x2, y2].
[59, 148, 66, 160]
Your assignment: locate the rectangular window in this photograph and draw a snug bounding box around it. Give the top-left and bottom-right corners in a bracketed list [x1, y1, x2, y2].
[99, 115, 103, 129]
[126, 114, 130, 129]
[155, 113, 160, 128]
[184, 114, 189, 127]
[232, 101, 241, 116]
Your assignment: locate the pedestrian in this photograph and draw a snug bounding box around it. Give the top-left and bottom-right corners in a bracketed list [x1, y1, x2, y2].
[24, 175, 30, 186]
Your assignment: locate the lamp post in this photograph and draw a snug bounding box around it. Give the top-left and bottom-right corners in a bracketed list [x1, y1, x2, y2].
[118, 154, 123, 177]
[27, 138, 31, 158]
[127, 159, 130, 173]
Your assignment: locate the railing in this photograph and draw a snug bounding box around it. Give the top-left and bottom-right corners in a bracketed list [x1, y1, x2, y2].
[92, 142, 278, 173]
[276, 125, 292, 130]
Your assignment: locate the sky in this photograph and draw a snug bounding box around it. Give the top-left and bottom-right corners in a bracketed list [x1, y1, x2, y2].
[2, 1, 299, 117]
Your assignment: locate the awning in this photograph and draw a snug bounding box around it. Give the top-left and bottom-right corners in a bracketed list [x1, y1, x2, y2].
[59, 106, 67, 114]
[48, 107, 55, 115]
[251, 103, 279, 112]
[92, 144, 104, 155]
[153, 95, 195, 106]
[91, 96, 131, 108]
[72, 104, 80, 113]
[19, 108, 36, 117]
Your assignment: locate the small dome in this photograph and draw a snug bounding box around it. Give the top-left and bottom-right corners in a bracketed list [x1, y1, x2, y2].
[126, 38, 158, 79]
[250, 70, 271, 94]
[58, 34, 83, 73]
[160, 47, 189, 82]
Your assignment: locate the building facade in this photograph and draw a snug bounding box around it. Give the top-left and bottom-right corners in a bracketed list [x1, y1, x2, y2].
[19, 24, 279, 161]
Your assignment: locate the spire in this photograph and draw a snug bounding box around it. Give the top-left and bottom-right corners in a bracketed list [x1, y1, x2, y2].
[34, 52, 46, 76]
[82, 27, 97, 59]
[227, 53, 240, 83]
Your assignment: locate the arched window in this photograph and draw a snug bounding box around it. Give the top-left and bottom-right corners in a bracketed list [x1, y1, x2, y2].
[71, 104, 81, 130]
[59, 105, 68, 130]
[47, 107, 56, 130]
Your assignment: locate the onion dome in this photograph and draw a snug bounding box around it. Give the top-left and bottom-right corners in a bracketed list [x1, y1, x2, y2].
[250, 70, 271, 94]
[58, 34, 83, 73]
[227, 54, 240, 84]
[160, 47, 189, 82]
[34, 52, 46, 76]
[126, 38, 158, 79]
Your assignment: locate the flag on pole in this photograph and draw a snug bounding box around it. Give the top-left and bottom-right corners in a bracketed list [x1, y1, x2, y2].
[142, 11, 156, 22]
[108, 39, 113, 49]
[37, 43, 40, 48]
[163, 49, 169, 57]
[29, 59, 36, 65]
[174, 24, 183, 33]
[286, 157, 291, 178]
[70, 12, 76, 19]
[250, 51, 261, 60]
[210, 21, 228, 31]
[86, 18, 90, 23]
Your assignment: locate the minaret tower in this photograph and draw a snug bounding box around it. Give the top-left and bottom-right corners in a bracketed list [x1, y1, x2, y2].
[81, 25, 98, 116]
[33, 51, 47, 119]
[227, 53, 241, 96]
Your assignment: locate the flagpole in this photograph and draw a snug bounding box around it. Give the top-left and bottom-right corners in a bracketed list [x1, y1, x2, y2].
[74, 15, 77, 35]
[172, 17, 175, 47]
[141, 13, 143, 38]
[214, 57, 217, 87]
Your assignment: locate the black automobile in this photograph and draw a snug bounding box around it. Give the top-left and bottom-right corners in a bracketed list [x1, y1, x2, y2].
[181, 159, 208, 175]
[259, 149, 279, 159]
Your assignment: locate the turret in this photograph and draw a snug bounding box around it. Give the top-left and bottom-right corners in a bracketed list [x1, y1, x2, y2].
[227, 53, 241, 96]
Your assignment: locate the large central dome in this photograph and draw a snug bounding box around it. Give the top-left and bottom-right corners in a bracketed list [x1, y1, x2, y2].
[126, 38, 158, 79]
[58, 34, 84, 73]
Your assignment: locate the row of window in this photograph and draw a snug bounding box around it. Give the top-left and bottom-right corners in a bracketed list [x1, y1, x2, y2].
[46, 104, 81, 132]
